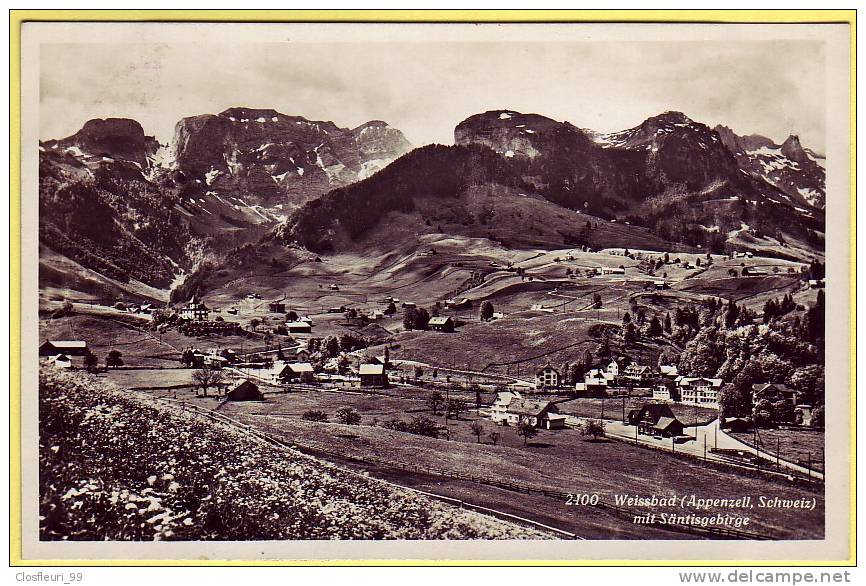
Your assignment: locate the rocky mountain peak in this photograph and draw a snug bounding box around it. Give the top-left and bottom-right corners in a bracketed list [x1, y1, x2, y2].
[49, 117, 158, 167]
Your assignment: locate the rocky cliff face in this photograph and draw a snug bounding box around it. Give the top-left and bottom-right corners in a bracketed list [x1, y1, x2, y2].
[715, 125, 825, 208]
[282, 109, 824, 255]
[171, 107, 411, 208]
[42, 118, 159, 168]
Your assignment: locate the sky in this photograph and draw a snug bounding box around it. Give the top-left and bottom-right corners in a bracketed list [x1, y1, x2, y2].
[39, 38, 827, 152]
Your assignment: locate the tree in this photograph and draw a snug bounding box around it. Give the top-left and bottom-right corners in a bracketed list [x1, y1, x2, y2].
[105, 349, 124, 369]
[323, 336, 340, 358]
[592, 293, 602, 309]
[487, 431, 501, 446]
[403, 307, 430, 330]
[426, 391, 445, 415]
[249, 318, 261, 331]
[446, 398, 467, 420]
[180, 348, 196, 367]
[664, 312, 672, 334]
[718, 383, 752, 419]
[384, 302, 397, 316]
[336, 407, 361, 425]
[286, 310, 299, 322]
[83, 351, 98, 373]
[622, 322, 637, 345]
[480, 301, 494, 321]
[810, 405, 825, 429]
[302, 410, 329, 422]
[408, 416, 441, 438]
[580, 419, 606, 441]
[517, 419, 538, 446]
[192, 368, 224, 397]
[469, 421, 484, 443]
[648, 316, 663, 338]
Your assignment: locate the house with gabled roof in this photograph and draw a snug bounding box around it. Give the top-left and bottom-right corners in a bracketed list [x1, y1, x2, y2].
[627, 403, 685, 437]
[489, 391, 522, 424]
[359, 363, 388, 388]
[272, 361, 315, 384]
[427, 316, 455, 332]
[504, 398, 567, 429]
[39, 340, 89, 357]
[535, 364, 560, 389]
[751, 383, 798, 406]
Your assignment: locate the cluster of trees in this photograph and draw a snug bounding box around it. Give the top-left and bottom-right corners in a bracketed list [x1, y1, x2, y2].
[380, 415, 441, 438]
[403, 306, 431, 331]
[620, 310, 667, 345]
[425, 392, 468, 420]
[81, 349, 124, 372]
[306, 334, 371, 368]
[762, 294, 799, 323]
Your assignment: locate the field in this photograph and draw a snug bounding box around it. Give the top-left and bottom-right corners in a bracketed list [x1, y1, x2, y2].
[40, 368, 542, 540]
[731, 428, 826, 473]
[553, 397, 719, 428]
[206, 389, 824, 540]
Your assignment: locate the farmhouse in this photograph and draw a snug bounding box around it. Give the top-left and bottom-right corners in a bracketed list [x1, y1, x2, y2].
[489, 391, 522, 424]
[272, 361, 315, 384]
[359, 363, 388, 388]
[654, 280, 670, 290]
[226, 380, 264, 402]
[268, 301, 286, 313]
[47, 354, 73, 369]
[535, 364, 560, 389]
[286, 321, 313, 334]
[575, 368, 613, 397]
[809, 279, 825, 289]
[751, 383, 798, 406]
[428, 316, 455, 332]
[677, 377, 723, 407]
[600, 267, 626, 275]
[504, 399, 567, 429]
[294, 347, 311, 362]
[39, 340, 89, 357]
[179, 296, 210, 321]
[628, 404, 685, 438]
[445, 298, 472, 309]
[203, 354, 229, 369]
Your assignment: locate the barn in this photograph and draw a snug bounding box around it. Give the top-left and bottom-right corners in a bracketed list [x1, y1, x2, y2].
[428, 316, 455, 332]
[359, 363, 388, 388]
[226, 380, 264, 402]
[39, 340, 89, 357]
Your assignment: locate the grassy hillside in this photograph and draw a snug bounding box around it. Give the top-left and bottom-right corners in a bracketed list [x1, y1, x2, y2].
[39, 368, 542, 540]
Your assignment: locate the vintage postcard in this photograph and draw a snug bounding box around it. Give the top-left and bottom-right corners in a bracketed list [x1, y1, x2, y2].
[13, 13, 854, 564]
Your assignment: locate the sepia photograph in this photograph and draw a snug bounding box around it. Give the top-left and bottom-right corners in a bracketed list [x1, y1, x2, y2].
[12, 12, 854, 564]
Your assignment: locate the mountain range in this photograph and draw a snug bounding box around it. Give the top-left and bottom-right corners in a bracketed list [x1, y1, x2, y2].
[38, 106, 826, 301]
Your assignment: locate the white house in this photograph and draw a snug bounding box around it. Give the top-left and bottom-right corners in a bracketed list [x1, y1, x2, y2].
[179, 296, 210, 321]
[677, 377, 723, 407]
[535, 364, 560, 389]
[490, 391, 522, 424]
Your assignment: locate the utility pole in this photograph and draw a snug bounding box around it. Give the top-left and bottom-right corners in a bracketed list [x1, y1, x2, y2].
[776, 437, 781, 470]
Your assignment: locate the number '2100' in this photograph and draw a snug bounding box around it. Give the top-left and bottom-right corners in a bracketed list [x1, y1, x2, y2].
[565, 494, 599, 506]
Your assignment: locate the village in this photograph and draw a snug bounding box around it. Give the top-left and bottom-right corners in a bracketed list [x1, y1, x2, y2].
[37, 238, 827, 540]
